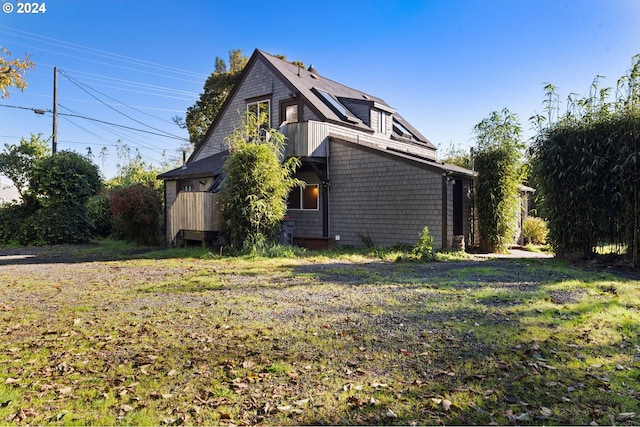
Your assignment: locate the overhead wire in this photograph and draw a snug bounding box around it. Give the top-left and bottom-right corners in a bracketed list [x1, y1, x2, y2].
[1, 25, 198, 174]
[0, 25, 207, 81]
[58, 70, 188, 139]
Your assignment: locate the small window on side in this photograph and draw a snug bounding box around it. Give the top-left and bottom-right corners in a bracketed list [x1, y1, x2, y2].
[287, 184, 319, 210]
[285, 104, 298, 122]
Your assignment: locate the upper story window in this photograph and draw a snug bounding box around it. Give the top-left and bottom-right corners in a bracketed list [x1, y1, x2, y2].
[285, 103, 298, 122]
[377, 110, 387, 134]
[247, 99, 270, 127]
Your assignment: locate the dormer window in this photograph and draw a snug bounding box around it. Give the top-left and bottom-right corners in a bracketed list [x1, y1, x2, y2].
[377, 110, 387, 134]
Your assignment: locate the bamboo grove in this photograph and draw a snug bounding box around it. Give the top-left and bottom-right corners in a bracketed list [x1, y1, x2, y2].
[530, 55, 640, 266]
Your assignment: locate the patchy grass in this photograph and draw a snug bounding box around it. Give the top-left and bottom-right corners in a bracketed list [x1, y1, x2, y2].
[0, 242, 638, 425]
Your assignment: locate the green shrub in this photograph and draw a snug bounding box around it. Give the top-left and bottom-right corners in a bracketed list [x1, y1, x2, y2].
[0, 201, 36, 245]
[86, 193, 112, 238]
[523, 216, 549, 245]
[109, 184, 162, 246]
[412, 225, 435, 261]
[221, 112, 301, 252]
[20, 204, 91, 245]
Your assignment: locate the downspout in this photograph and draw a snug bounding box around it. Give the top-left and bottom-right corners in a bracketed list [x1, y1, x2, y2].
[324, 139, 330, 238]
[442, 174, 448, 249]
[163, 180, 168, 246]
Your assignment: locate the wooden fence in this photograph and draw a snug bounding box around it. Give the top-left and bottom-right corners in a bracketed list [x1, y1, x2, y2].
[168, 192, 222, 243]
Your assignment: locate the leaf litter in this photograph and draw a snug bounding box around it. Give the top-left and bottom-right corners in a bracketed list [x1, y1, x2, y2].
[0, 245, 639, 425]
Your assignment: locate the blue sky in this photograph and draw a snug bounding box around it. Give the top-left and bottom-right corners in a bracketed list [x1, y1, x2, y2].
[1, 0, 639, 180]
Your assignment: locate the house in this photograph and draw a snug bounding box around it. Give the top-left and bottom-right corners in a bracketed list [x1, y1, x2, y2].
[158, 49, 477, 249]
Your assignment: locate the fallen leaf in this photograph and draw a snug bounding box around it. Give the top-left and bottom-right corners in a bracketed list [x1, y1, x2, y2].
[277, 405, 292, 411]
[385, 408, 398, 418]
[57, 386, 73, 395]
[441, 399, 452, 411]
[617, 412, 636, 421]
[167, 369, 176, 376]
[294, 398, 310, 407]
[5, 378, 19, 385]
[540, 406, 553, 417]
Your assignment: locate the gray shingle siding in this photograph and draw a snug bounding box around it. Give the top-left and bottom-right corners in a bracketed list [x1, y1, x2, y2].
[287, 171, 323, 237]
[195, 58, 293, 161]
[164, 180, 177, 244]
[328, 140, 444, 248]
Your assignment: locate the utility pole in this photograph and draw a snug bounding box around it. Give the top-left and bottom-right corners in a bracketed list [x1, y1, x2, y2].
[52, 66, 58, 154]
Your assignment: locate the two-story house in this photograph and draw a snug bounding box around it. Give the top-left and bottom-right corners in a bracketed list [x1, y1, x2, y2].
[158, 49, 477, 249]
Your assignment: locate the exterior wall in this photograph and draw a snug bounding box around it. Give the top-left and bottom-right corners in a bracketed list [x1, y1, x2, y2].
[444, 177, 453, 249]
[302, 104, 319, 122]
[195, 58, 294, 161]
[164, 180, 177, 244]
[328, 140, 444, 248]
[341, 100, 370, 126]
[327, 123, 436, 160]
[287, 171, 323, 237]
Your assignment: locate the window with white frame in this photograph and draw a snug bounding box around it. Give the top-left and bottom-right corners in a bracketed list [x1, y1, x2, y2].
[287, 184, 319, 210]
[377, 110, 387, 134]
[247, 99, 270, 127]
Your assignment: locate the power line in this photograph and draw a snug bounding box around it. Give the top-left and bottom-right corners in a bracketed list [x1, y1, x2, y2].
[0, 103, 50, 114]
[0, 25, 207, 80]
[59, 70, 186, 139]
[1, 38, 205, 85]
[58, 111, 188, 141]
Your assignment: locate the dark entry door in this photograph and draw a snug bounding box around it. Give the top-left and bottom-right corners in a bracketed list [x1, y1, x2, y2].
[453, 179, 464, 236]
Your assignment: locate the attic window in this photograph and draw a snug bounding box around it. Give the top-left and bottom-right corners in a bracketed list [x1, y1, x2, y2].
[247, 99, 270, 127]
[313, 89, 360, 124]
[393, 120, 414, 139]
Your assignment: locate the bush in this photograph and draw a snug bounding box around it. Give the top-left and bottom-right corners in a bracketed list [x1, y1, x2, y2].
[412, 225, 436, 261]
[20, 204, 91, 245]
[221, 112, 301, 252]
[109, 184, 162, 246]
[86, 193, 112, 238]
[523, 216, 549, 245]
[0, 201, 36, 245]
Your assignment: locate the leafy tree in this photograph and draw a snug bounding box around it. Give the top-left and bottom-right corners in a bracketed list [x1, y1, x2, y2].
[9, 151, 103, 245]
[31, 150, 102, 208]
[106, 141, 166, 191]
[439, 141, 473, 169]
[0, 133, 49, 198]
[0, 47, 34, 98]
[221, 112, 302, 252]
[473, 109, 525, 253]
[181, 49, 249, 148]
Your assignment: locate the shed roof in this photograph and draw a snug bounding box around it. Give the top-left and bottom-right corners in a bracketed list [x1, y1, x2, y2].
[157, 150, 228, 180]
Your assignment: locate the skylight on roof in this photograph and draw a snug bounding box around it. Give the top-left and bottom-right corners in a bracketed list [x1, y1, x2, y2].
[315, 89, 350, 116]
[313, 89, 361, 124]
[393, 120, 414, 139]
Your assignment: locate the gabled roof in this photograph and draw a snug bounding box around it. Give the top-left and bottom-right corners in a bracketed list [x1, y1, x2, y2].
[257, 50, 436, 149]
[189, 49, 437, 162]
[157, 150, 228, 180]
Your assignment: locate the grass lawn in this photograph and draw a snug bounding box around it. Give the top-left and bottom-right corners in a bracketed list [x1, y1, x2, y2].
[0, 241, 638, 425]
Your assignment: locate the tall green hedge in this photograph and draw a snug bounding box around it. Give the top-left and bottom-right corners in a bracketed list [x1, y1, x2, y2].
[473, 109, 525, 253]
[531, 56, 640, 265]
